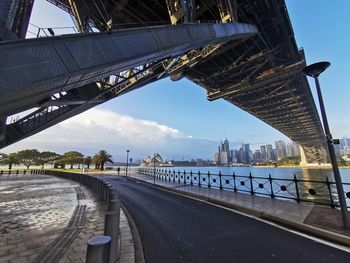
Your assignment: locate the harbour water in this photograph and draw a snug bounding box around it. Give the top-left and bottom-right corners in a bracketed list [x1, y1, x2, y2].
[165, 166, 350, 183]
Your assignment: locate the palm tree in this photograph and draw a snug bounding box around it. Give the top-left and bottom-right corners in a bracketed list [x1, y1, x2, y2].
[0, 153, 19, 169]
[92, 154, 101, 170]
[95, 150, 113, 171]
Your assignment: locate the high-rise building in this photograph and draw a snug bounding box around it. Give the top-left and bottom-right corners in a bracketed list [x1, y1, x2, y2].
[213, 139, 231, 165]
[253, 150, 261, 163]
[260, 145, 267, 160]
[340, 138, 350, 149]
[275, 140, 287, 160]
[237, 146, 245, 163]
[286, 142, 300, 156]
[231, 150, 237, 163]
[266, 144, 273, 161]
[244, 144, 251, 164]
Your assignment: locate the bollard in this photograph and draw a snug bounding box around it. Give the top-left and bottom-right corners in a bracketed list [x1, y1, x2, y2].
[104, 211, 120, 263]
[104, 183, 111, 202]
[108, 189, 118, 204]
[86, 236, 111, 263]
[107, 199, 121, 212]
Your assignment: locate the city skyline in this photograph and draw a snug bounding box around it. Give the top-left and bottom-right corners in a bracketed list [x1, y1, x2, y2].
[1, 1, 349, 162]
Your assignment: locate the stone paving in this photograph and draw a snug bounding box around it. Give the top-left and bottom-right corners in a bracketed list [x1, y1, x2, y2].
[0, 172, 136, 263]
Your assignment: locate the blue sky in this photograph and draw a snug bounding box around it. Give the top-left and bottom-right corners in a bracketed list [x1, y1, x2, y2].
[3, 0, 350, 161]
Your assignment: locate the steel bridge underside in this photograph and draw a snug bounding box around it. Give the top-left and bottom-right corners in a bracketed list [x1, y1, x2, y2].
[0, 0, 328, 164]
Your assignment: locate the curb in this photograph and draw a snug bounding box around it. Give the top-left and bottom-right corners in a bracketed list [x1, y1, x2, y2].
[127, 176, 350, 248]
[121, 204, 145, 263]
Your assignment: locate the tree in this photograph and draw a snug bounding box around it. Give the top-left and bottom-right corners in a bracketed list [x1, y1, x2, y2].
[60, 151, 83, 169]
[17, 149, 40, 169]
[0, 153, 19, 169]
[92, 154, 101, 170]
[85, 156, 92, 169]
[37, 151, 60, 168]
[94, 150, 113, 170]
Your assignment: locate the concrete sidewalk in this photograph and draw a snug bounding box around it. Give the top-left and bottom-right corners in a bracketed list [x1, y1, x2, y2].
[0, 172, 136, 263]
[125, 171, 350, 247]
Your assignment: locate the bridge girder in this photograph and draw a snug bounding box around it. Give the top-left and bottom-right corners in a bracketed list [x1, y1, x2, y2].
[1, 0, 329, 164]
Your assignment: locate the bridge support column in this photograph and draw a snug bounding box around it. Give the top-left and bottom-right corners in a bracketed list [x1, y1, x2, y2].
[299, 144, 330, 166]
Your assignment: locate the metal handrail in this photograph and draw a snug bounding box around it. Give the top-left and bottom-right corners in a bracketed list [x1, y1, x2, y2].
[137, 167, 350, 209]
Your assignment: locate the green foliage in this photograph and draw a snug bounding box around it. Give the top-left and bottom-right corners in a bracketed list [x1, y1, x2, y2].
[277, 156, 301, 166]
[59, 151, 84, 169]
[16, 149, 40, 168]
[85, 156, 92, 169]
[337, 157, 349, 166]
[0, 153, 19, 169]
[93, 150, 113, 170]
[37, 151, 60, 168]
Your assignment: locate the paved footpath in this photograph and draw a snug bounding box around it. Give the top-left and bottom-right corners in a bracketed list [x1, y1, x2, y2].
[123, 171, 350, 245]
[0, 172, 135, 263]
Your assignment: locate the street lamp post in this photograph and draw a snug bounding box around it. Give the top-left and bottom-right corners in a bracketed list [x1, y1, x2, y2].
[153, 153, 156, 185]
[302, 61, 350, 228]
[82, 157, 85, 174]
[126, 150, 130, 176]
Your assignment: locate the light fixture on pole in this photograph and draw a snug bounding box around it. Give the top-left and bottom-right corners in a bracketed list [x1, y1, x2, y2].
[302, 61, 349, 228]
[153, 153, 156, 185]
[126, 150, 130, 176]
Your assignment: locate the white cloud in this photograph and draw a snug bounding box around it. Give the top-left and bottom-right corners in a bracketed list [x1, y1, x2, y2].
[2, 108, 217, 160]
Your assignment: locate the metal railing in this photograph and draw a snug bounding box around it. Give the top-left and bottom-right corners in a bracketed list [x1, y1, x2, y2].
[137, 168, 350, 209]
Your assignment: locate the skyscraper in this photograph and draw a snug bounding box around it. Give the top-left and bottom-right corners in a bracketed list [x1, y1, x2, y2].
[275, 140, 287, 160]
[260, 145, 267, 160]
[244, 143, 251, 164]
[266, 144, 273, 161]
[286, 142, 300, 156]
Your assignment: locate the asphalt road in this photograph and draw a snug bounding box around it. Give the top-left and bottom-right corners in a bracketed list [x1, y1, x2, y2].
[106, 176, 350, 263]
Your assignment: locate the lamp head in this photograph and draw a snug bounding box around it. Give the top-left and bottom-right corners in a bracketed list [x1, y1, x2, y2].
[302, 61, 331, 77]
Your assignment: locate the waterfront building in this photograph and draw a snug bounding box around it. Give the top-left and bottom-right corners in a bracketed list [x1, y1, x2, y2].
[260, 145, 267, 161]
[253, 150, 261, 163]
[213, 138, 231, 165]
[266, 144, 274, 161]
[244, 144, 251, 164]
[340, 138, 350, 148]
[275, 140, 287, 160]
[287, 142, 300, 157]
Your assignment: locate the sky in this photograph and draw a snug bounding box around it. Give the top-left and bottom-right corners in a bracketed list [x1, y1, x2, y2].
[2, 0, 350, 161]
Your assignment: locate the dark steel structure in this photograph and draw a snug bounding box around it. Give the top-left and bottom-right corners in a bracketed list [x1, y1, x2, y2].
[0, 0, 328, 164]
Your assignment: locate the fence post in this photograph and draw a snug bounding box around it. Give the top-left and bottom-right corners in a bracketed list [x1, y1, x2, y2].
[269, 174, 274, 198]
[198, 171, 201, 187]
[208, 171, 211, 188]
[326, 176, 335, 208]
[190, 171, 193, 185]
[249, 172, 254, 195]
[233, 172, 236, 192]
[293, 174, 300, 203]
[86, 236, 111, 263]
[219, 171, 223, 190]
[184, 170, 186, 184]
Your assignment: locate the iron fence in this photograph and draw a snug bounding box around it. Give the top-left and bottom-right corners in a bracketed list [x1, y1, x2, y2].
[137, 168, 350, 209]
